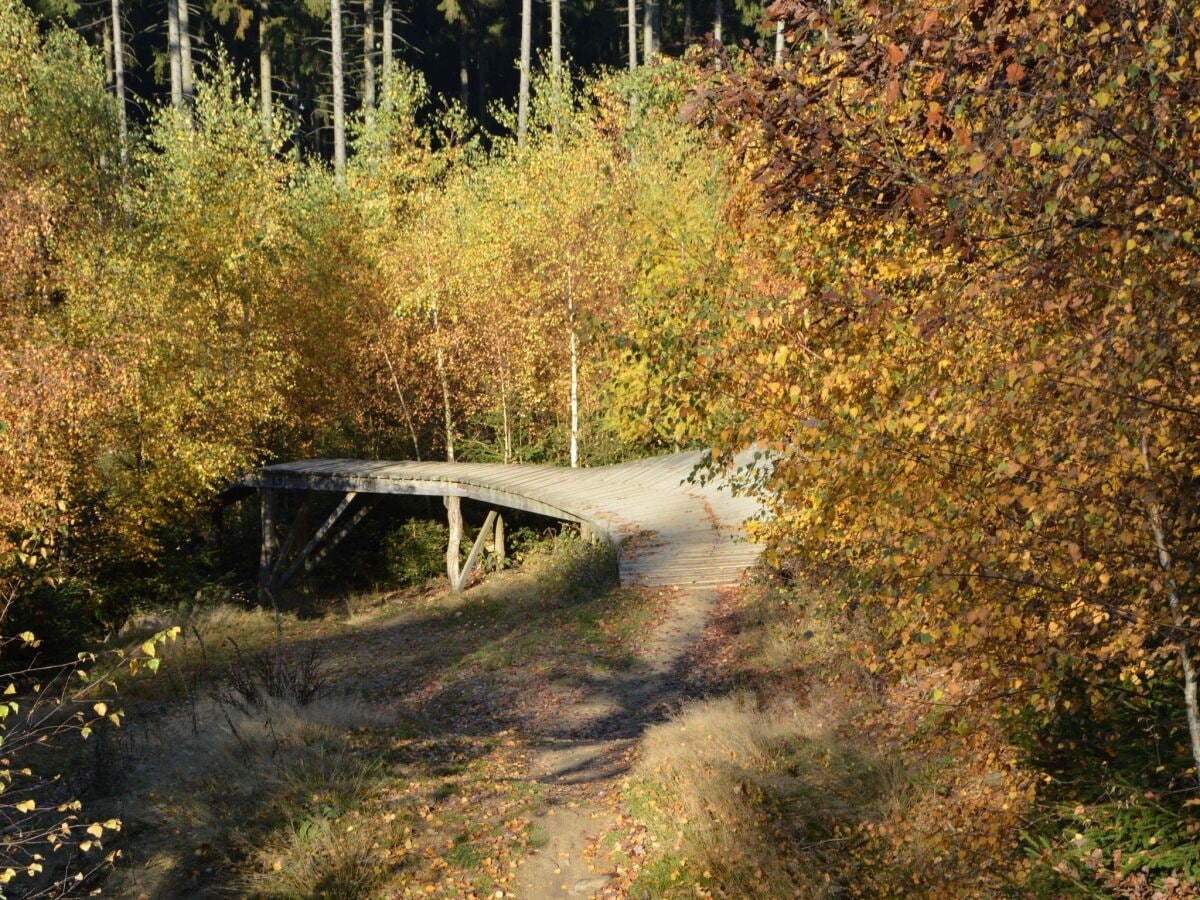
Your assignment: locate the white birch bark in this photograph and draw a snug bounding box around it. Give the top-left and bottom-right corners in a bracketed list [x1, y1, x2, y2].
[627, 0, 638, 70]
[517, 0, 531, 143]
[331, 0, 346, 184]
[111, 0, 127, 163]
[179, 0, 194, 105]
[168, 0, 183, 109]
[1140, 432, 1200, 783]
[363, 0, 376, 121]
[259, 2, 272, 137]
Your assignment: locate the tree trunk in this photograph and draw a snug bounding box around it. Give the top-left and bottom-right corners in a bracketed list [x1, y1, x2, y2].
[103, 22, 114, 90]
[331, 0, 346, 184]
[627, 0, 638, 70]
[1140, 432, 1200, 785]
[774, 19, 784, 64]
[643, 0, 659, 60]
[568, 291, 579, 468]
[713, 0, 722, 42]
[517, 0, 531, 143]
[380, 342, 422, 461]
[179, 0, 194, 106]
[499, 355, 512, 464]
[683, 0, 692, 42]
[363, 0, 376, 121]
[458, 26, 469, 109]
[259, 3, 272, 137]
[168, 0, 183, 109]
[381, 0, 393, 101]
[111, 0, 127, 164]
[551, 0, 561, 81]
[432, 304, 461, 588]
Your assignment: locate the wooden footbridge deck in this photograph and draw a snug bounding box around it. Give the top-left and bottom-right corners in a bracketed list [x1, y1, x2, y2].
[237, 451, 764, 593]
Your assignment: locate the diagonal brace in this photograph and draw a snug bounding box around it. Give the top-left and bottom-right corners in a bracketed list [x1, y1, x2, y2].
[273, 491, 358, 591]
[452, 510, 498, 593]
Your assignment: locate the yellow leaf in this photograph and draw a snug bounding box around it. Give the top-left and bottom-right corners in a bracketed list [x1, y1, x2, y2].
[93, 702, 107, 717]
[1029, 142, 1043, 157]
[86, 823, 104, 838]
[141, 641, 156, 658]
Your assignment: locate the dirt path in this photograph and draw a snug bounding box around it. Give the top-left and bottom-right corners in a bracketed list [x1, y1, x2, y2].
[515, 586, 718, 898]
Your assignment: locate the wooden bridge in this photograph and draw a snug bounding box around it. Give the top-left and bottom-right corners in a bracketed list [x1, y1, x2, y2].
[236, 451, 764, 595]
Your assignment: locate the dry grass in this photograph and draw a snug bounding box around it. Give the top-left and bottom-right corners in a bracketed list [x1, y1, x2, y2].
[100, 694, 394, 898]
[630, 690, 895, 898]
[625, 580, 1038, 898]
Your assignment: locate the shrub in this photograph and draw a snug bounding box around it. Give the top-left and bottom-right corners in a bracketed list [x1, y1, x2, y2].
[381, 519, 449, 588]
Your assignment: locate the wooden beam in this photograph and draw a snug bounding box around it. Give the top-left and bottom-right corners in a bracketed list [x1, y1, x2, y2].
[272, 492, 358, 591]
[267, 495, 311, 587]
[301, 499, 375, 578]
[452, 510, 497, 593]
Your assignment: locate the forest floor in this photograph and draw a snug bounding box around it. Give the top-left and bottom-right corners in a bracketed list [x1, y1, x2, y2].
[91, 540, 749, 898]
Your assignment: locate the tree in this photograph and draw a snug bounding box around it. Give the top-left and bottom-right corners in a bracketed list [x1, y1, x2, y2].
[168, 0, 183, 108]
[110, 0, 126, 156]
[643, 0, 659, 59]
[258, 0, 271, 134]
[362, 0, 375, 118]
[551, 0, 561, 81]
[516, 0, 531, 142]
[694, 0, 1200, 787]
[627, 0, 637, 69]
[330, 0, 345, 182]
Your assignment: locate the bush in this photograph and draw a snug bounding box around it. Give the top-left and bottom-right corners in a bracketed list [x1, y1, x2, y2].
[381, 519, 449, 588]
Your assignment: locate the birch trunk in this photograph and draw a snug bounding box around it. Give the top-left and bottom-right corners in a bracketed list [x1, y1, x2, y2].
[432, 305, 461, 587]
[362, 0, 376, 121]
[713, 0, 722, 42]
[381, 0, 393, 100]
[517, 0, 531, 143]
[380, 342, 422, 461]
[568, 290, 579, 468]
[551, 0, 561, 80]
[1140, 432, 1200, 784]
[643, 0, 658, 60]
[683, 0, 693, 41]
[259, 3, 272, 137]
[111, 0, 127, 163]
[627, 0, 638, 70]
[331, 0, 346, 184]
[179, 0, 194, 105]
[774, 20, 784, 64]
[103, 23, 113, 90]
[458, 27, 469, 109]
[499, 355, 512, 464]
[168, 0, 183, 109]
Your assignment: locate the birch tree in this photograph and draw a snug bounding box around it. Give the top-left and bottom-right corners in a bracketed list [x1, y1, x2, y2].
[330, 0, 346, 183]
[381, 0, 392, 100]
[258, 0, 271, 136]
[516, 0, 531, 143]
[179, 0, 193, 105]
[642, 0, 658, 59]
[167, 0, 182, 108]
[362, 0, 375, 120]
[111, 0, 127, 157]
[627, 0, 637, 70]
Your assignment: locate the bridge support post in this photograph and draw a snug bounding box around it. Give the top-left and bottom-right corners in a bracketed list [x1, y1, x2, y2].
[494, 514, 505, 570]
[451, 509, 498, 593]
[258, 489, 279, 604]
